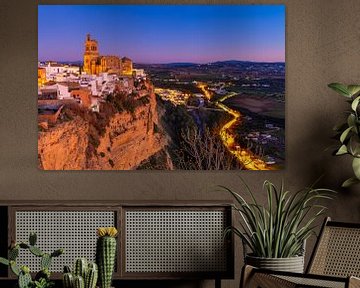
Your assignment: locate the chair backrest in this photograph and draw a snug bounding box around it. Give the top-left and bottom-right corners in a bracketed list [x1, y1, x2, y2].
[307, 217, 360, 277]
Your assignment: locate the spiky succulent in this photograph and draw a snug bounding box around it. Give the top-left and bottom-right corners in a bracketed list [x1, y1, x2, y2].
[62, 260, 98, 288]
[222, 178, 335, 258]
[96, 227, 118, 288]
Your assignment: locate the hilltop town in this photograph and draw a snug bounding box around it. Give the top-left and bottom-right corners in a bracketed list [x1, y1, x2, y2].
[38, 34, 166, 170]
[38, 34, 146, 123]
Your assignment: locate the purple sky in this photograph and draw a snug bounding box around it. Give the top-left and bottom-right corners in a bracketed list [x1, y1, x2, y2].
[38, 5, 285, 64]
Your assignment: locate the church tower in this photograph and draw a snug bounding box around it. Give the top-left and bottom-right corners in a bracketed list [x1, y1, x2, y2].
[83, 34, 99, 74]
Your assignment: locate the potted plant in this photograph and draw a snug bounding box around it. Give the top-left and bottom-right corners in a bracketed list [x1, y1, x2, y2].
[328, 83, 360, 187]
[222, 179, 334, 273]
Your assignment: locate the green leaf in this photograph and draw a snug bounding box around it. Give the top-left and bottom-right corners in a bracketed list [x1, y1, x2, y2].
[0, 257, 9, 266]
[347, 114, 356, 128]
[347, 85, 360, 97]
[342, 177, 360, 188]
[328, 83, 351, 97]
[348, 135, 360, 157]
[336, 145, 348, 155]
[352, 95, 360, 111]
[352, 157, 360, 179]
[340, 126, 353, 143]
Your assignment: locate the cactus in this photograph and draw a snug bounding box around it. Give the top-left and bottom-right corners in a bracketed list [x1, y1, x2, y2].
[51, 248, 64, 258]
[64, 265, 72, 273]
[74, 275, 85, 288]
[63, 272, 74, 288]
[19, 243, 30, 249]
[0, 232, 64, 288]
[63, 260, 98, 288]
[35, 268, 50, 281]
[18, 270, 32, 288]
[85, 263, 98, 288]
[29, 246, 44, 257]
[9, 246, 19, 260]
[74, 258, 88, 279]
[41, 253, 52, 270]
[96, 227, 118, 288]
[10, 260, 20, 276]
[29, 232, 37, 246]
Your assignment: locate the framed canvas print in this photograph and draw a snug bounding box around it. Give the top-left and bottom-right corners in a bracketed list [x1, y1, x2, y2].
[38, 4, 285, 170]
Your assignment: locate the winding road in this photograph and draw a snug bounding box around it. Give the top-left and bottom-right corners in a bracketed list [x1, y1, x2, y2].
[197, 83, 272, 170]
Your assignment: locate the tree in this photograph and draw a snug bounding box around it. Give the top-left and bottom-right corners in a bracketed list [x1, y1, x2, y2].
[174, 127, 243, 170]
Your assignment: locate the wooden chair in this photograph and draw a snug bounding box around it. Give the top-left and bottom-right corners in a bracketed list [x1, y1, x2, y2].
[241, 217, 360, 288]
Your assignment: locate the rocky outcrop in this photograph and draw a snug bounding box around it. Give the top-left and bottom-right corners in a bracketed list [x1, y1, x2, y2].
[38, 90, 167, 170]
[92, 91, 166, 170]
[38, 117, 89, 170]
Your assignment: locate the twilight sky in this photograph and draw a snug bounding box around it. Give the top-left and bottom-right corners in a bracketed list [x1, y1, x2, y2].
[38, 5, 285, 64]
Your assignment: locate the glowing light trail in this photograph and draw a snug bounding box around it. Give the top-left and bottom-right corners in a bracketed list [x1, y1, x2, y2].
[197, 83, 272, 170]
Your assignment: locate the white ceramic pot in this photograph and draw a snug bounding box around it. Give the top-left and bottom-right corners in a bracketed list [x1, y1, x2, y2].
[245, 254, 305, 273]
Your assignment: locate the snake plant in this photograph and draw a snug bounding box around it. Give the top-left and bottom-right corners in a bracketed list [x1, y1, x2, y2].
[328, 83, 360, 187]
[222, 179, 335, 258]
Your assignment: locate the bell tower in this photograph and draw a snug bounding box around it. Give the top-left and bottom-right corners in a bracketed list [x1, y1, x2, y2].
[83, 34, 99, 74]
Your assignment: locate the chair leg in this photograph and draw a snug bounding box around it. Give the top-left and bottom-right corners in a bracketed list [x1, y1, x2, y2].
[240, 265, 255, 288]
[349, 276, 360, 288]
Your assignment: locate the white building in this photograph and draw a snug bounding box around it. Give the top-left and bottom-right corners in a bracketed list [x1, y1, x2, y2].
[43, 63, 81, 81]
[57, 83, 73, 99]
[133, 69, 146, 78]
[39, 83, 74, 100]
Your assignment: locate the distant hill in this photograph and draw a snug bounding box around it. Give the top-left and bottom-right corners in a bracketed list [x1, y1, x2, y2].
[135, 60, 284, 67]
[211, 60, 285, 65]
[164, 62, 197, 67]
[42, 60, 284, 67]
[212, 60, 252, 65]
[58, 61, 83, 66]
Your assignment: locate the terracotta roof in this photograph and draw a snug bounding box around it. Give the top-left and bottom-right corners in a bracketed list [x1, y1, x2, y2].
[41, 88, 57, 93]
[58, 82, 80, 88]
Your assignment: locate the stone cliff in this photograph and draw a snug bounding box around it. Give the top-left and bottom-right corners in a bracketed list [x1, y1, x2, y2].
[38, 117, 89, 170]
[38, 90, 167, 170]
